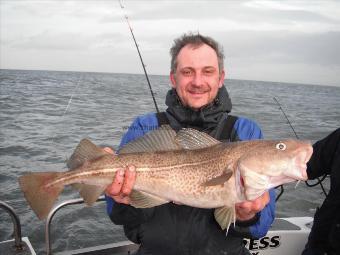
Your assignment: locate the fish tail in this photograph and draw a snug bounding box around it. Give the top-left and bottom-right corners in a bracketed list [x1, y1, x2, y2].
[19, 172, 64, 220]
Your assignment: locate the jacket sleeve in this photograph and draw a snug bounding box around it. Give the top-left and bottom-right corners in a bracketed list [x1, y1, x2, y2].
[232, 117, 276, 239]
[307, 128, 340, 179]
[105, 114, 158, 228]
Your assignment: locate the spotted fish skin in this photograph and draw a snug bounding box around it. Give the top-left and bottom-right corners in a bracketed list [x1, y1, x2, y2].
[19, 126, 312, 230]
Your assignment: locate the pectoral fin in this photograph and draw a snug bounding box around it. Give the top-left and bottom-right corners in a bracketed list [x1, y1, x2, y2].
[130, 190, 169, 208]
[214, 206, 235, 232]
[202, 168, 233, 187]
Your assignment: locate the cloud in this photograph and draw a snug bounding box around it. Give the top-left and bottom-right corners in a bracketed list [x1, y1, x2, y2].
[6, 31, 88, 51]
[1, 0, 340, 86]
[113, 1, 340, 31]
[219, 30, 340, 66]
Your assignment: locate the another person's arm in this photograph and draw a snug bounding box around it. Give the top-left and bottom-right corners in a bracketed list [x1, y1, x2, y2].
[307, 128, 340, 179]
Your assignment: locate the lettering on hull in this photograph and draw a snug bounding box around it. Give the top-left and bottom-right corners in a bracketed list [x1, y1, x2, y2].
[244, 235, 281, 254]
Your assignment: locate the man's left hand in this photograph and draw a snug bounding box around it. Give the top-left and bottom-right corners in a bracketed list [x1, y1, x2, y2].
[235, 191, 270, 221]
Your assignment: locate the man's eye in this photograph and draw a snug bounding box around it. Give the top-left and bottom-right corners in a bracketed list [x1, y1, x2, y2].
[203, 69, 215, 75]
[182, 70, 193, 76]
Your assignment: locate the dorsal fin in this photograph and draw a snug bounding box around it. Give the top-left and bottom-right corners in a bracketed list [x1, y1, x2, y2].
[67, 139, 111, 170]
[175, 128, 221, 150]
[119, 125, 181, 154]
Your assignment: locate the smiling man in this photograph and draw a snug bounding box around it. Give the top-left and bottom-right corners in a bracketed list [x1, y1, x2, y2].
[170, 43, 225, 109]
[105, 33, 275, 255]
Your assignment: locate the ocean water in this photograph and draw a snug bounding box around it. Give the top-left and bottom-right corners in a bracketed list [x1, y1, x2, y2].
[0, 69, 339, 254]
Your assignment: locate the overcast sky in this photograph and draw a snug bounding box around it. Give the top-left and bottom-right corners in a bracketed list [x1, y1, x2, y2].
[1, 0, 340, 86]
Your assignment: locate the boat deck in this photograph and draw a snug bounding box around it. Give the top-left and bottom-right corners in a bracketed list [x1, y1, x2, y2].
[55, 241, 139, 255]
[0, 237, 36, 255]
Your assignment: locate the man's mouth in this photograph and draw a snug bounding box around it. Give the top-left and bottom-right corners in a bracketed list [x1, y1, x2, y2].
[188, 90, 208, 95]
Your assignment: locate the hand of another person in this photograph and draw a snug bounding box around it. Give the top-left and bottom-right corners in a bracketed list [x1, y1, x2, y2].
[235, 191, 270, 221]
[103, 147, 136, 205]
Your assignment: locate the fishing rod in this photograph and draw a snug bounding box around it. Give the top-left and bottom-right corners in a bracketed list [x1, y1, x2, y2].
[273, 97, 328, 197]
[118, 0, 160, 113]
[273, 97, 299, 139]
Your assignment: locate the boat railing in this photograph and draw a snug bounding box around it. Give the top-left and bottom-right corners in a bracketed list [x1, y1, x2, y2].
[45, 196, 106, 255]
[0, 200, 24, 250]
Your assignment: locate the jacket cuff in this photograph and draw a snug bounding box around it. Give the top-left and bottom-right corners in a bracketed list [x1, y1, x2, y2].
[235, 212, 260, 227]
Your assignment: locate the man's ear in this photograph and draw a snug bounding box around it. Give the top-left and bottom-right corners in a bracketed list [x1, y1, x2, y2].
[170, 72, 176, 88]
[219, 70, 225, 88]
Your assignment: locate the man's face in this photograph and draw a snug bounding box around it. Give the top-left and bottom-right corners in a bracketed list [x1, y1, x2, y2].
[170, 43, 225, 110]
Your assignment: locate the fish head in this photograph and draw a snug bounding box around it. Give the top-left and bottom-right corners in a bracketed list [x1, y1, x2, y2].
[236, 139, 313, 200]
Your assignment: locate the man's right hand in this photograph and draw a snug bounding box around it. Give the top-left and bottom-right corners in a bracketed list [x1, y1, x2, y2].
[103, 147, 136, 205]
[105, 165, 136, 204]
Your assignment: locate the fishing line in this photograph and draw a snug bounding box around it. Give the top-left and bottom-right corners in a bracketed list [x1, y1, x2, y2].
[118, 0, 160, 113]
[51, 75, 82, 146]
[273, 97, 328, 197]
[62, 76, 81, 116]
[273, 97, 299, 139]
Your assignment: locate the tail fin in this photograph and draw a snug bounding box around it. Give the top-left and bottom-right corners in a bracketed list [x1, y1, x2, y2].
[19, 172, 64, 220]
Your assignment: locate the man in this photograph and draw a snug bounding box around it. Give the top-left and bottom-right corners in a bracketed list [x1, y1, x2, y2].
[302, 128, 340, 255]
[105, 33, 275, 255]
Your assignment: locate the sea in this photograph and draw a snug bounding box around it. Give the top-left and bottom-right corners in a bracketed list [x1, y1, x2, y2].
[0, 69, 339, 254]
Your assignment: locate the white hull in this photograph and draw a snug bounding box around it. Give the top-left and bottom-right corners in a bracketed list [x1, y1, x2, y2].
[0, 217, 312, 255]
[244, 217, 312, 255]
[55, 216, 313, 255]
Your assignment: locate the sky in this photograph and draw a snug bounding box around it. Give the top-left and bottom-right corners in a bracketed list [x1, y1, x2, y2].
[1, 0, 340, 87]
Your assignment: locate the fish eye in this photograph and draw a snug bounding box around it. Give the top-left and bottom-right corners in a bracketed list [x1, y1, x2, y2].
[276, 142, 286, 150]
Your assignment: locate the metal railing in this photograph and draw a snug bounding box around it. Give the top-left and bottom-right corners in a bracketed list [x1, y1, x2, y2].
[45, 196, 106, 255]
[0, 200, 24, 250]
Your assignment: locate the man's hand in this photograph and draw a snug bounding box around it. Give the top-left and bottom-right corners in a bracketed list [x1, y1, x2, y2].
[103, 147, 136, 205]
[235, 191, 270, 221]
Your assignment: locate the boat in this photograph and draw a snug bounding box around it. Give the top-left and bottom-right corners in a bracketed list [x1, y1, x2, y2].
[244, 217, 312, 255]
[1, 197, 312, 255]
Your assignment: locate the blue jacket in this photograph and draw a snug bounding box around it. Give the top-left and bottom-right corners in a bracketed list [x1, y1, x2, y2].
[106, 113, 276, 254]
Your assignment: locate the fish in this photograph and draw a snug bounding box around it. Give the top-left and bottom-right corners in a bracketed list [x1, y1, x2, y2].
[19, 125, 313, 230]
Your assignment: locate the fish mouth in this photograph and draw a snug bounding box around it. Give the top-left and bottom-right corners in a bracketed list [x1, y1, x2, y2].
[287, 144, 313, 180]
[298, 144, 313, 180]
[296, 164, 308, 180]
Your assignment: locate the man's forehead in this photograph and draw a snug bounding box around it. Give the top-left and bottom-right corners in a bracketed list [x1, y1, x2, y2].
[180, 43, 215, 54]
[176, 44, 219, 68]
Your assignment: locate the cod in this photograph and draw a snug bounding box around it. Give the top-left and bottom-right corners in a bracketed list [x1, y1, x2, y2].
[19, 125, 313, 230]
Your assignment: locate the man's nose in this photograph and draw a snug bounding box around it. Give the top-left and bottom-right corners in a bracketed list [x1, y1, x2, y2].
[192, 73, 204, 86]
